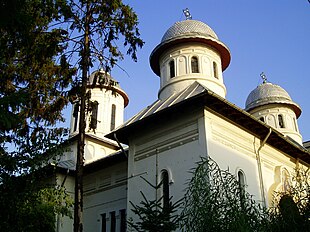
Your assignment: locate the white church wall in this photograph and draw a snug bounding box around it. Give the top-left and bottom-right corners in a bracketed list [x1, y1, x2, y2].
[126, 109, 207, 223]
[83, 161, 127, 232]
[56, 174, 75, 232]
[204, 109, 299, 206]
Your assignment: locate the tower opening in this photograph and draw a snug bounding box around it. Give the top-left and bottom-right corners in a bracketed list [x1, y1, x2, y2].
[191, 56, 199, 73]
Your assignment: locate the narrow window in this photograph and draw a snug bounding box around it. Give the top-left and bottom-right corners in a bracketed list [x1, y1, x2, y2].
[161, 170, 170, 211]
[278, 114, 285, 128]
[90, 101, 99, 130]
[259, 117, 265, 122]
[110, 211, 116, 232]
[73, 104, 79, 132]
[238, 170, 246, 190]
[238, 170, 246, 204]
[281, 169, 290, 192]
[293, 118, 298, 132]
[120, 209, 126, 232]
[213, 61, 218, 79]
[191, 56, 199, 73]
[169, 60, 175, 78]
[110, 104, 116, 131]
[101, 213, 106, 232]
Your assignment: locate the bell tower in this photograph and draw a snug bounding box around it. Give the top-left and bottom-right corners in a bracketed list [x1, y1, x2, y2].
[69, 69, 129, 138]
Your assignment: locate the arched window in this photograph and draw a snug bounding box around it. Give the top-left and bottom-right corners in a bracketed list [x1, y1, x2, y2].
[191, 56, 199, 73]
[110, 104, 116, 131]
[213, 62, 218, 79]
[238, 170, 246, 190]
[278, 114, 285, 128]
[161, 170, 170, 211]
[281, 168, 290, 193]
[169, 60, 175, 78]
[89, 101, 98, 130]
[73, 104, 79, 132]
[237, 170, 246, 203]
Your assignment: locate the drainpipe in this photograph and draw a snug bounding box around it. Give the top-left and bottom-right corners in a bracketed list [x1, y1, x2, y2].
[113, 133, 127, 157]
[256, 128, 272, 208]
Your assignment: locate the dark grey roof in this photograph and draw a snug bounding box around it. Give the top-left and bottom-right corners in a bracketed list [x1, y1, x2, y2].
[120, 82, 207, 129]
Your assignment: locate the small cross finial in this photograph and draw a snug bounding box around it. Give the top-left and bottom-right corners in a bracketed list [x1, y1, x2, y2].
[260, 72, 267, 83]
[183, 8, 192, 20]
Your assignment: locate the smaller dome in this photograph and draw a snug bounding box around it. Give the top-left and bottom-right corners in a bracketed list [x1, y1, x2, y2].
[245, 82, 301, 118]
[161, 20, 218, 42]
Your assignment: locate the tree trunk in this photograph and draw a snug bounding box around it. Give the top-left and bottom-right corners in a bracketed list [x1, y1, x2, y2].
[74, 2, 90, 232]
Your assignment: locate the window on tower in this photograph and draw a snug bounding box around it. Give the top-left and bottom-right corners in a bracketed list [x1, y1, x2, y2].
[73, 104, 79, 132]
[213, 61, 218, 79]
[278, 114, 285, 128]
[89, 101, 99, 130]
[191, 56, 199, 73]
[169, 60, 175, 78]
[110, 104, 116, 131]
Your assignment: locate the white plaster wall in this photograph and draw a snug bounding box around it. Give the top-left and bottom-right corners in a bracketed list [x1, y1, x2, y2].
[204, 109, 299, 206]
[84, 139, 118, 164]
[83, 161, 127, 232]
[56, 174, 75, 232]
[126, 110, 207, 224]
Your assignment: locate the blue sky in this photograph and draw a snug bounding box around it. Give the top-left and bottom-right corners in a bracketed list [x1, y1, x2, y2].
[63, 1, 310, 142]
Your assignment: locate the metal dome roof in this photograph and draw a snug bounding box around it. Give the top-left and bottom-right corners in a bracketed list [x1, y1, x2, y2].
[161, 20, 218, 42]
[245, 82, 301, 117]
[150, 19, 231, 76]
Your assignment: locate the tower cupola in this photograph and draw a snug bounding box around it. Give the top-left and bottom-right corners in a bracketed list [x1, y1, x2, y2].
[69, 70, 129, 137]
[150, 19, 231, 100]
[245, 80, 302, 144]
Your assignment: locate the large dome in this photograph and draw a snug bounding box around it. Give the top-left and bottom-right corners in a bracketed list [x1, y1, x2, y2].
[161, 20, 218, 42]
[245, 82, 301, 117]
[150, 19, 230, 76]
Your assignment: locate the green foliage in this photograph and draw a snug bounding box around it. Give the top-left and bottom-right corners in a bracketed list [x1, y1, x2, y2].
[128, 177, 181, 232]
[180, 157, 268, 232]
[180, 157, 310, 232]
[0, 0, 143, 230]
[0, 170, 73, 232]
[0, 0, 75, 230]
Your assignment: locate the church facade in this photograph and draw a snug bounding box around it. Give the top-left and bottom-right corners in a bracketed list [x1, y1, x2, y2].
[56, 19, 310, 232]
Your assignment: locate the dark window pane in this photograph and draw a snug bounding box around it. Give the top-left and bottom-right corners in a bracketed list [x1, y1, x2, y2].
[191, 56, 199, 73]
[169, 60, 175, 78]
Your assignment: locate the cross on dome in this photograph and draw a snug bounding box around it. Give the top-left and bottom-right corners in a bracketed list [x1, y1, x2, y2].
[183, 8, 192, 20]
[260, 72, 267, 83]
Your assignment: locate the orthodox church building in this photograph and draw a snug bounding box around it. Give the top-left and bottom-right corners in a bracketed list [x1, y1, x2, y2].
[56, 19, 310, 232]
